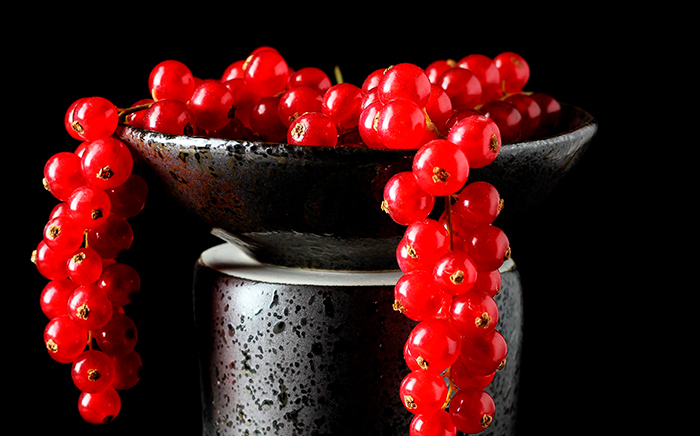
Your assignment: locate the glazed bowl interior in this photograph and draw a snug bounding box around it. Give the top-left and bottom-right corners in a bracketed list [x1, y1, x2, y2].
[116, 103, 597, 270]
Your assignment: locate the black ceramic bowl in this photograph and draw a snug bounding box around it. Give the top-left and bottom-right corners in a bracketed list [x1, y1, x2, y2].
[116, 103, 596, 270]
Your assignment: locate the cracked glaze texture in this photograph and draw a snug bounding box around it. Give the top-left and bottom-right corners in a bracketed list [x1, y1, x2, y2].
[118, 104, 596, 270]
[193, 243, 523, 436]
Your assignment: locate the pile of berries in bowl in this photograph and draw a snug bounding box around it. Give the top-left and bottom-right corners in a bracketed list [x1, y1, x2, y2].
[115, 47, 595, 270]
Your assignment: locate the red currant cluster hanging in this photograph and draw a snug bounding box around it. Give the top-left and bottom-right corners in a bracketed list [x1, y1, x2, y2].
[372, 60, 517, 434]
[35, 46, 560, 429]
[35, 97, 147, 423]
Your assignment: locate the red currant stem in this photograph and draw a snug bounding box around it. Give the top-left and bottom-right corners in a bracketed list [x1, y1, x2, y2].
[117, 102, 155, 121]
[444, 196, 454, 251]
[334, 65, 344, 84]
[87, 329, 94, 351]
[83, 229, 89, 248]
[441, 365, 458, 410]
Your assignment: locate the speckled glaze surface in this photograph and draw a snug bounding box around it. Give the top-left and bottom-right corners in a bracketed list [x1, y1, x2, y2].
[193, 243, 523, 436]
[117, 104, 596, 270]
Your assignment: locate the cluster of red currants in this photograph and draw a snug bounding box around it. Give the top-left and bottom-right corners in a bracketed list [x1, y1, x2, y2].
[122, 47, 560, 148]
[35, 97, 147, 424]
[371, 57, 529, 434]
[36, 46, 557, 430]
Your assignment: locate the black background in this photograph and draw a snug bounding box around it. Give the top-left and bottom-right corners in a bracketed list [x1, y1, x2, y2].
[8, 5, 671, 435]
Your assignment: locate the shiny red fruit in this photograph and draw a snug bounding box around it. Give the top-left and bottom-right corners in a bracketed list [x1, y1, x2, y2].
[382, 171, 435, 226]
[78, 387, 121, 424]
[447, 115, 501, 169]
[148, 59, 196, 102]
[412, 139, 469, 196]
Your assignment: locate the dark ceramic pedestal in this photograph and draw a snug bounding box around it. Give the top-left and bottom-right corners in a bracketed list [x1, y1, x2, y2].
[193, 242, 523, 435]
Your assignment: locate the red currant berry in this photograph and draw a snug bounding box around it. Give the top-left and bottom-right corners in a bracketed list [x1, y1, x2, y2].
[288, 66, 332, 95]
[412, 139, 469, 196]
[453, 181, 502, 227]
[464, 224, 510, 271]
[97, 262, 141, 308]
[493, 51, 530, 95]
[43, 214, 84, 254]
[69, 97, 119, 142]
[361, 68, 385, 92]
[71, 350, 115, 393]
[188, 81, 235, 132]
[48, 202, 71, 220]
[479, 100, 522, 143]
[424, 84, 453, 134]
[223, 78, 259, 116]
[377, 63, 432, 107]
[67, 185, 111, 229]
[393, 270, 444, 321]
[432, 250, 478, 295]
[67, 284, 114, 330]
[450, 290, 499, 338]
[376, 99, 427, 149]
[503, 93, 542, 139]
[401, 219, 450, 271]
[44, 315, 88, 363]
[447, 115, 501, 169]
[410, 409, 457, 436]
[404, 339, 423, 371]
[357, 101, 384, 149]
[142, 99, 196, 136]
[43, 152, 88, 202]
[424, 59, 456, 84]
[67, 247, 103, 285]
[34, 240, 70, 281]
[249, 97, 288, 142]
[404, 318, 462, 374]
[400, 369, 448, 415]
[148, 59, 196, 102]
[287, 112, 338, 147]
[105, 174, 148, 218]
[382, 171, 435, 226]
[451, 358, 495, 390]
[243, 49, 289, 97]
[40, 279, 78, 319]
[530, 92, 562, 137]
[65, 98, 86, 141]
[442, 108, 481, 132]
[397, 237, 421, 273]
[460, 329, 508, 376]
[472, 269, 502, 297]
[457, 54, 502, 103]
[278, 86, 324, 127]
[360, 87, 379, 109]
[80, 138, 134, 190]
[221, 59, 245, 81]
[111, 350, 143, 390]
[86, 214, 134, 259]
[436, 67, 482, 110]
[322, 82, 364, 130]
[78, 387, 121, 424]
[448, 387, 495, 434]
[94, 312, 138, 357]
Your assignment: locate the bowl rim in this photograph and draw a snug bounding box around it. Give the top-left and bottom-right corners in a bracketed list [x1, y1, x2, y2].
[116, 103, 596, 157]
